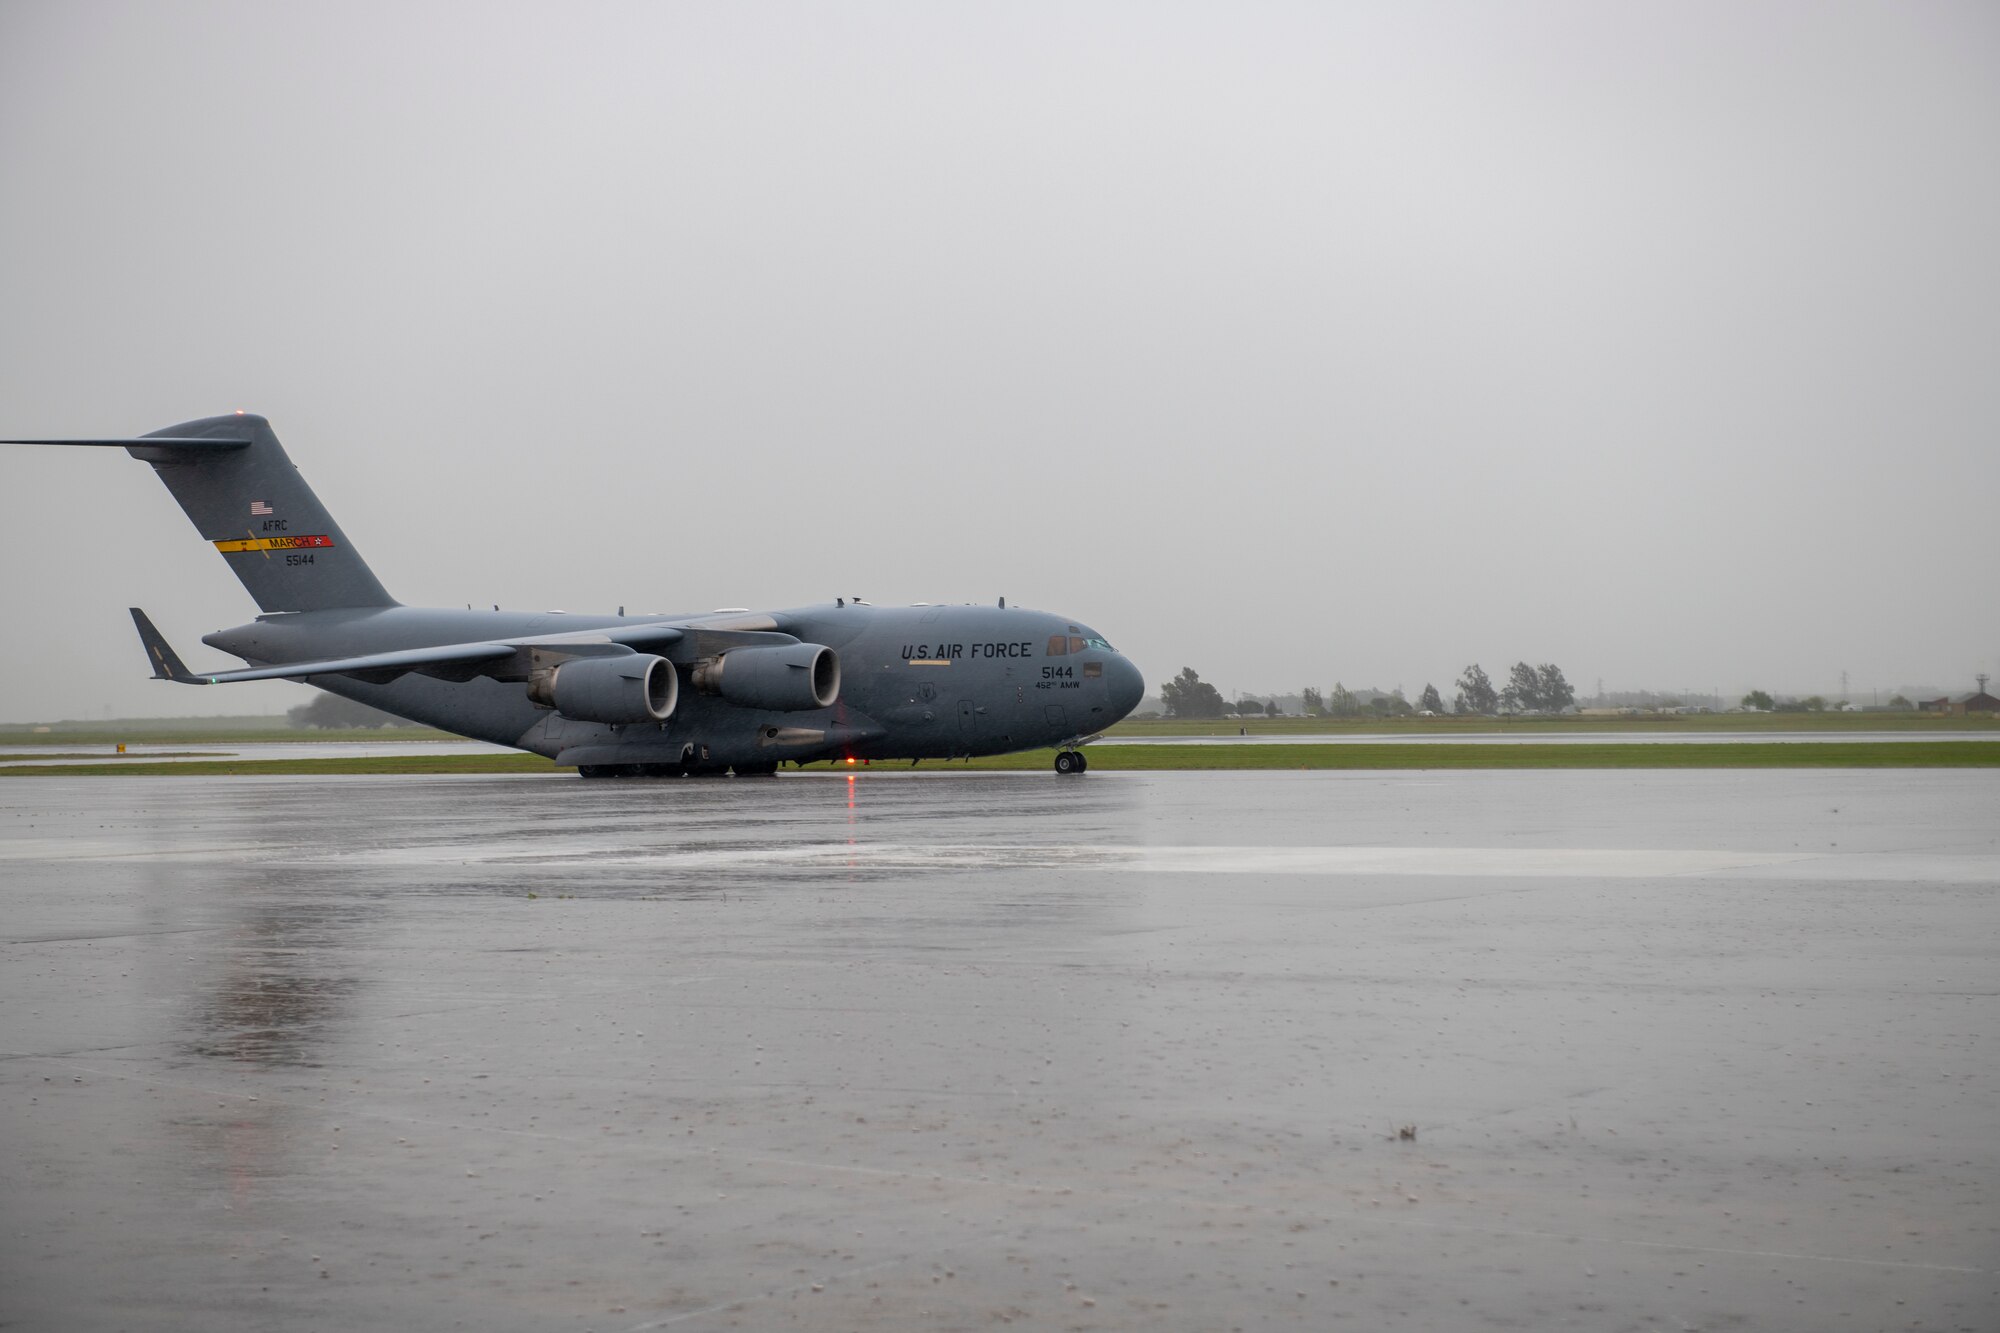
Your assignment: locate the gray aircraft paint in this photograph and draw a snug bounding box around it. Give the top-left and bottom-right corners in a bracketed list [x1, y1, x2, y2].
[7, 416, 1144, 774]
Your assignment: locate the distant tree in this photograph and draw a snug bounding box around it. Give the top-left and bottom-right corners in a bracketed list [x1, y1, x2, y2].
[1160, 668, 1228, 719]
[1233, 698, 1264, 717]
[1417, 683, 1444, 714]
[1456, 664, 1498, 715]
[1536, 664, 1575, 713]
[1300, 686, 1325, 717]
[1264, 700, 1280, 718]
[1502, 662, 1544, 713]
[1371, 690, 1413, 718]
[286, 691, 417, 729]
[1327, 682, 1359, 717]
[1801, 695, 1827, 712]
[1889, 694, 1912, 709]
[1741, 690, 1774, 711]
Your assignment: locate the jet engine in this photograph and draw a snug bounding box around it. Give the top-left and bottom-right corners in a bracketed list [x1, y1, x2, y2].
[691, 643, 840, 712]
[529, 653, 678, 724]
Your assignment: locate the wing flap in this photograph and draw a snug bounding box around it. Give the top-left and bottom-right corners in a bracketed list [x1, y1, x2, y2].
[516, 623, 687, 652]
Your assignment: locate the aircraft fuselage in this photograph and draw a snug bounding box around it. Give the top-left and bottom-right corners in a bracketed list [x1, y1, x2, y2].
[207, 601, 1144, 773]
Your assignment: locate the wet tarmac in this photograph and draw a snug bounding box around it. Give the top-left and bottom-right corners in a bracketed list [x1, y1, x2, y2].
[3, 770, 1995, 1331]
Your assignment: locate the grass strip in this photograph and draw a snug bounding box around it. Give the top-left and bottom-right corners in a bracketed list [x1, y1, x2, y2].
[978, 741, 2000, 770]
[0, 727, 461, 746]
[1107, 713, 2000, 737]
[3, 741, 1996, 777]
[0, 753, 563, 777]
[0, 751, 225, 761]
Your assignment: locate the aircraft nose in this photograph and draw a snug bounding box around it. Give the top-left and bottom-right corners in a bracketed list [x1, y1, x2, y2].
[1106, 656, 1145, 721]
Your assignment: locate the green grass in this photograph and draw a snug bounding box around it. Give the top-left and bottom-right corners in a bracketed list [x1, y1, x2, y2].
[0, 753, 562, 777]
[959, 741, 2000, 769]
[0, 724, 457, 745]
[6, 741, 1996, 777]
[1108, 711, 1998, 737]
[0, 713, 296, 736]
[0, 751, 226, 761]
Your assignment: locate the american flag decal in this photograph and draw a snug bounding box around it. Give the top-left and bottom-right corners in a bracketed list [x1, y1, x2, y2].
[250, 500, 273, 515]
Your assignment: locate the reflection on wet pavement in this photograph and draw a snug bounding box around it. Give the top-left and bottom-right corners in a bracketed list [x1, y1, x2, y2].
[2, 770, 1996, 1331]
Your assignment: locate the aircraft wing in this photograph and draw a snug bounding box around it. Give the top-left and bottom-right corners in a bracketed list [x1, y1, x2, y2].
[173, 641, 520, 685]
[3, 437, 247, 449]
[130, 611, 689, 685]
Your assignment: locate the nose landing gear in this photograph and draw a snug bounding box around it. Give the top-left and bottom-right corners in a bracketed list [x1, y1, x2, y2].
[1053, 749, 1088, 775]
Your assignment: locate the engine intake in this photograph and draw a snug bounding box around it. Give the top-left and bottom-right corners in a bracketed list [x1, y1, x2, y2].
[529, 653, 678, 724]
[692, 643, 839, 712]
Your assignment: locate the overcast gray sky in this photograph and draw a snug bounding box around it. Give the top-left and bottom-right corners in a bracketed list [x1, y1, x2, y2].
[3, 1, 1994, 721]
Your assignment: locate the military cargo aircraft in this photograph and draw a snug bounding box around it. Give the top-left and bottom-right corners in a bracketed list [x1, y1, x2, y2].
[7, 414, 1144, 776]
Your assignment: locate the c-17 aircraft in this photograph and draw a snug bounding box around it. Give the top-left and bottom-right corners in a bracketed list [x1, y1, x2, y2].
[7, 414, 1145, 776]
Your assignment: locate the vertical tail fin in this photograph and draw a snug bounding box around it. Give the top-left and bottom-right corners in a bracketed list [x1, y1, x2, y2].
[6, 414, 397, 612]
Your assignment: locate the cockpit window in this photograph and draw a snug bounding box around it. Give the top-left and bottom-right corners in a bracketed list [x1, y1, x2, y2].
[1084, 637, 1115, 653]
[1067, 636, 1086, 654]
[1046, 635, 1068, 656]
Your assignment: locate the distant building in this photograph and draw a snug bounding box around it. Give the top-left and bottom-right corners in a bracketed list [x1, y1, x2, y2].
[1923, 675, 1999, 716]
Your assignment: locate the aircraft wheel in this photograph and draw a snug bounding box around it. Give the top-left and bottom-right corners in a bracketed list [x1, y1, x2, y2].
[1054, 750, 1080, 775]
[577, 765, 612, 779]
[1075, 751, 1089, 773]
[733, 762, 779, 777]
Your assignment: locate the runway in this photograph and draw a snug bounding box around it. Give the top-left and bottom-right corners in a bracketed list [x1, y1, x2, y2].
[3, 770, 1995, 1330]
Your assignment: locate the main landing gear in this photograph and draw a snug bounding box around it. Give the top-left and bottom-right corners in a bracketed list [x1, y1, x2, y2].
[576, 761, 779, 779]
[1053, 749, 1089, 776]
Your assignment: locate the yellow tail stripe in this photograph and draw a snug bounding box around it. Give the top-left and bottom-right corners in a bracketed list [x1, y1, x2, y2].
[213, 535, 336, 553]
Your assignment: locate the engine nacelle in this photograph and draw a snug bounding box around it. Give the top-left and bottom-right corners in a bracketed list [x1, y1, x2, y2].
[529, 653, 678, 724]
[691, 643, 839, 712]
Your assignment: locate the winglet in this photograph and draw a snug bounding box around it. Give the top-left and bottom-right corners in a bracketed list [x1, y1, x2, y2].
[129, 608, 204, 684]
